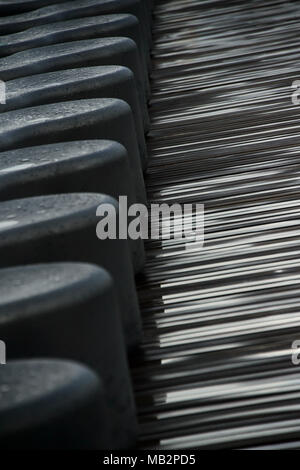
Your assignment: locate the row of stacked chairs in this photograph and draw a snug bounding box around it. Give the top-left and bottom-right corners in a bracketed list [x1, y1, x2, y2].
[0, 0, 153, 450]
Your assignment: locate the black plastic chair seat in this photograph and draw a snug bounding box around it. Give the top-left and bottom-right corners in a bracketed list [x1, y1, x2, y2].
[4, 66, 148, 158]
[0, 359, 112, 449]
[0, 193, 142, 349]
[0, 140, 145, 272]
[0, 0, 151, 42]
[0, 99, 146, 203]
[0, 263, 138, 448]
[0, 0, 151, 66]
[0, 0, 68, 15]
[0, 37, 149, 128]
[0, 14, 150, 90]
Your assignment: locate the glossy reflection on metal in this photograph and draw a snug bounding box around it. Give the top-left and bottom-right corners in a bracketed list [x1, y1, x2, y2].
[132, 0, 300, 450]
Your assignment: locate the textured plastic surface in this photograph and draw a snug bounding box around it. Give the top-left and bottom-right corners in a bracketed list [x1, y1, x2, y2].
[0, 140, 145, 272]
[0, 263, 138, 448]
[0, 99, 146, 203]
[0, 14, 150, 94]
[0, 193, 142, 349]
[0, 359, 112, 449]
[0, 0, 152, 53]
[0, 37, 149, 128]
[3, 66, 147, 160]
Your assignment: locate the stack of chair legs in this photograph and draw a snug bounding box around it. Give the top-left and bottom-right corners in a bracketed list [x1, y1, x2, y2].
[0, 0, 154, 450]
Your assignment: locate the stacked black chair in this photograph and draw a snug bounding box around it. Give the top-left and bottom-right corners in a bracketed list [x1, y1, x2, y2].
[0, 0, 154, 451]
[0, 359, 113, 449]
[2, 67, 148, 163]
[0, 15, 150, 95]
